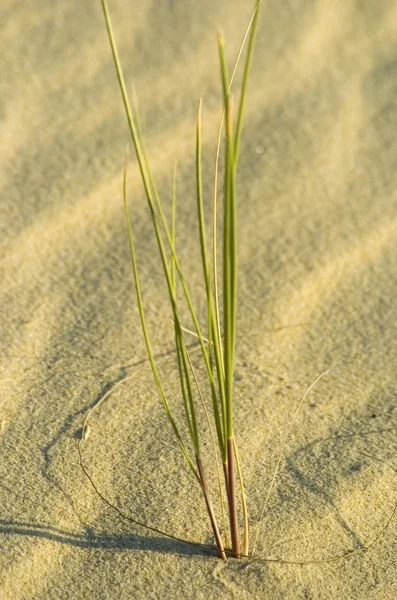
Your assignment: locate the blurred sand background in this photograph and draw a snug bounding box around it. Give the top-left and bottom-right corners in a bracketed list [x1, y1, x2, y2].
[1, 0, 397, 598]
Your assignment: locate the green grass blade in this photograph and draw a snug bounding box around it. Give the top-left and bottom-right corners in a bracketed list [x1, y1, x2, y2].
[196, 98, 227, 457]
[218, 33, 236, 438]
[169, 161, 200, 453]
[102, 0, 156, 216]
[211, 1, 263, 385]
[123, 152, 198, 479]
[171, 161, 177, 291]
[234, 0, 262, 163]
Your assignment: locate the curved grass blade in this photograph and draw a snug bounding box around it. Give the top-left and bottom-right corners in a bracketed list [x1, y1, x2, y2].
[122, 150, 198, 478]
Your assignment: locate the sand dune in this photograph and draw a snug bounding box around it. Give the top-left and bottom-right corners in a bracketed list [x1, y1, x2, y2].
[1, 0, 397, 598]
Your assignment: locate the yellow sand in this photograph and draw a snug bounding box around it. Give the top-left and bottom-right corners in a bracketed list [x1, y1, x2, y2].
[1, 1, 397, 598]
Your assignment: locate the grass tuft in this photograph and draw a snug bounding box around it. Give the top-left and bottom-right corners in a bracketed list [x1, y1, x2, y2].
[101, 0, 262, 559]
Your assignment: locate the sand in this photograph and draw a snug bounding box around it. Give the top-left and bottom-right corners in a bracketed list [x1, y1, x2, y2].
[1, 0, 397, 598]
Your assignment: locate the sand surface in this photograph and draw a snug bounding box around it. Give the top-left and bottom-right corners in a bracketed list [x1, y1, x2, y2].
[1, 1, 397, 598]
